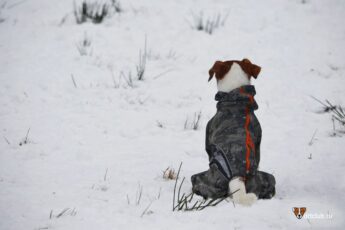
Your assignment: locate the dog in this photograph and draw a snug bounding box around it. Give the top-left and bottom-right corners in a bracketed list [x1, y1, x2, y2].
[191, 58, 275, 206]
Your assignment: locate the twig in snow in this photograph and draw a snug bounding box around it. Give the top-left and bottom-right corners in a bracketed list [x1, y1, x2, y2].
[173, 176, 239, 212]
[71, 74, 78, 88]
[157, 187, 161, 199]
[308, 153, 312, 160]
[126, 194, 130, 205]
[19, 128, 30, 146]
[104, 168, 108, 181]
[177, 177, 185, 205]
[308, 129, 318, 146]
[70, 208, 77, 216]
[109, 68, 120, 88]
[58, 13, 69, 26]
[311, 96, 345, 135]
[172, 162, 183, 211]
[3, 136, 10, 145]
[188, 11, 229, 34]
[136, 36, 147, 81]
[24, 128, 30, 143]
[153, 69, 174, 80]
[50, 208, 76, 219]
[331, 117, 336, 136]
[184, 111, 202, 130]
[140, 201, 153, 218]
[156, 120, 164, 128]
[76, 32, 92, 56]
[120, 71, 134, 88]
[136, 183, 143, 205]
[56, 208, 70, 218]
[73, 0, 115, 24]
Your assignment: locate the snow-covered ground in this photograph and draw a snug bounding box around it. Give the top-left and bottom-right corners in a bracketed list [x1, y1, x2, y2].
[1, 0, 345, 229]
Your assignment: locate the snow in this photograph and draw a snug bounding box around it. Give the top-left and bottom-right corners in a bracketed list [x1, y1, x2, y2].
[1, 0, 345, 229]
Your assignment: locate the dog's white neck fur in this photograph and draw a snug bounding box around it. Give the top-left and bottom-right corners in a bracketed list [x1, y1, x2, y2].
[217, 63, 250, 93]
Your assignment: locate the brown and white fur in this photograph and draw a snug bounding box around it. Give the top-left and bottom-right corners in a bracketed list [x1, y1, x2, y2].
[208, 58, 261, 206]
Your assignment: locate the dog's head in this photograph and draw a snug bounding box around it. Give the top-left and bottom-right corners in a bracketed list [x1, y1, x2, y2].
[208, 58, 261, 82]
[293, 207, 307, 219]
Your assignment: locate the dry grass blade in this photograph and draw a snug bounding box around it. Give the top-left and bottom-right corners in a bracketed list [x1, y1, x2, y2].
[177, 177, 185, 203]
[140, 201, 153, 218]
[136, 183, 143, 205]
[3, 136, 10, 145]
[172, 162, 183, 211]
[311, 96, 345, 132]
[56, 208, 70, 218]
[308, 129, 318, 146]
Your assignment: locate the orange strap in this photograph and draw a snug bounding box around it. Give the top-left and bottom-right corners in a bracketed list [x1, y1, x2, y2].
[240, 87, 256, 173]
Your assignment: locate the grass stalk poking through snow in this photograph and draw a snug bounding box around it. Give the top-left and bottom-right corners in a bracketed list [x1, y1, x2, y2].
[76, 32, 92, 56]
[74, 0, 122, 24]
[172, 162, 238, 211]
[184, 111, 202, 130]
[311, 96, 345, 134]
[188, 11, 228, 34]
[19, 128, 30, 146]
[136, 36, 147, 81]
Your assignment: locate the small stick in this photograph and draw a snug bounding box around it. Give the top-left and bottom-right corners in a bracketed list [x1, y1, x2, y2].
[140, 201, 153, 218]
[3, 136, 10, 145]
[126, 194, 130, 205]
[172, 162, 183, 211]
[326, 100, 341, 116]
[56, 208, 69, 218]
[190, 200, 200, 210]
[179, 197, 188, 210]
[198, 200, 215, 211]
[177, 193, 186, 210]
[136, 184, 143, 205]
[194, 198, 206, 210]
[308, 129, 318, 146]
[70, 208, 77, 216]
[211, 197, 227, 206]
[24, 128, 30, 144]
[177, 177, 185, 204]
[310, 96, 328, 107]
[153, 69, 174, 80]
[104, 168, 108, 181]
[49, 210, 53, 219]
[71, 74, 78, 88]
[308, 153, 312, 159]
[332, 117, 336, 135]
[157, 187, 161, 199]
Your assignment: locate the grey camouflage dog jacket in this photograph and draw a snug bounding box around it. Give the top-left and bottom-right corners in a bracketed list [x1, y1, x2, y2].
[191, 85, 276, 199]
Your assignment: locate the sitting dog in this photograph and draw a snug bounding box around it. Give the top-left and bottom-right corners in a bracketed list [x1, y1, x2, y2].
[191, 59, 276, 206]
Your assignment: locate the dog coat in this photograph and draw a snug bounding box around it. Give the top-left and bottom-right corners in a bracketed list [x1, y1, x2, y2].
[191, 85, 275, 199]
[206, 85, 261, 178]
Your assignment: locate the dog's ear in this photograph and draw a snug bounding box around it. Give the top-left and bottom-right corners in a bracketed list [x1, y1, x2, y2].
[300, 207, 307, 216]
[208, 61, 231, 82]
[241, 58, 261, 79]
